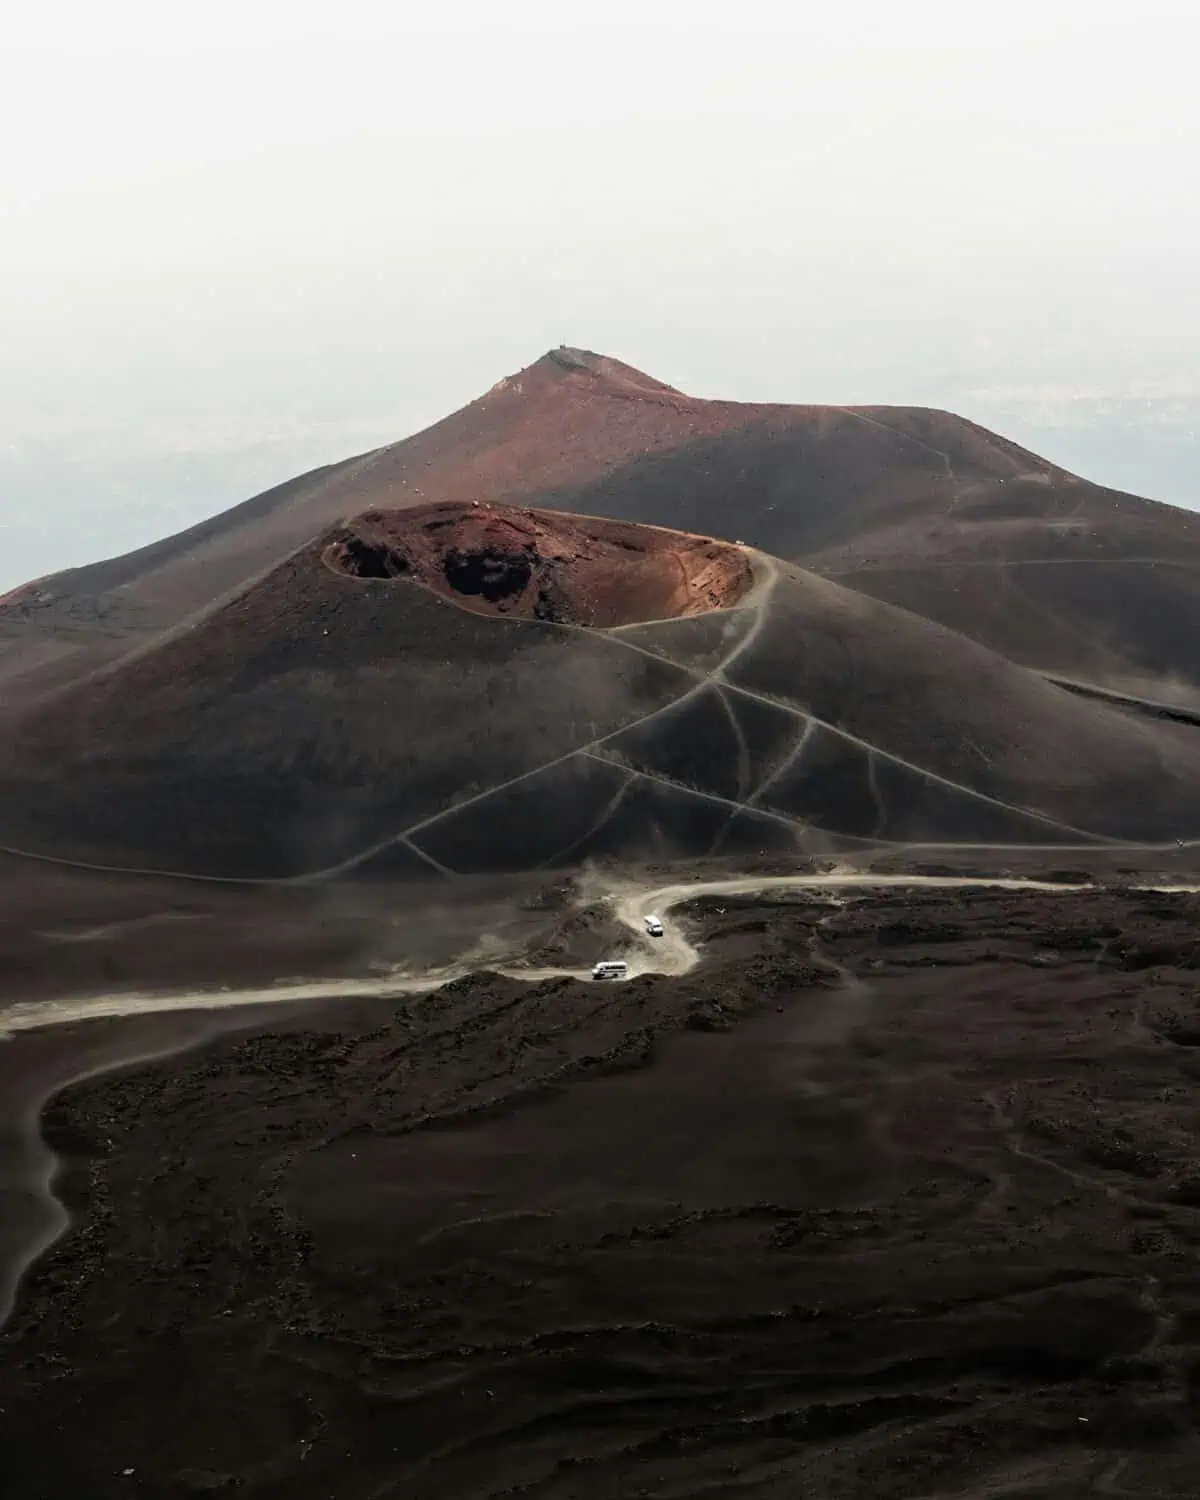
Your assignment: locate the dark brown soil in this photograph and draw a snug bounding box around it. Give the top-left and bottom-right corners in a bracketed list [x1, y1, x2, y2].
[0, 853, 563, 1004]
[5, 876, 1200, 1497]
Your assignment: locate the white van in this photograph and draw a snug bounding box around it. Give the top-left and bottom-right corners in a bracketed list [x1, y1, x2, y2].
[643, 914, 664, 937]
[591, 959, 628, 981]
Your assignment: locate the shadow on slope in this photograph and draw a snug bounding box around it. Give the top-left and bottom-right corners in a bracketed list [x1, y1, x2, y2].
[826, 558, 1200, 701]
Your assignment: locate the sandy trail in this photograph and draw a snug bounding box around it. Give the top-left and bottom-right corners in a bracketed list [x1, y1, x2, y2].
[14, 868, 1200, 1041]
[3, 868, 1199, 1353]
[0, 870, 1124, 1039]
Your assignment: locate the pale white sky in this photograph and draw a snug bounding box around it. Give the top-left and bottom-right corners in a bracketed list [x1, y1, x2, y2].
[4, 2, 1197, 205]
[1, 0, 1197, 585]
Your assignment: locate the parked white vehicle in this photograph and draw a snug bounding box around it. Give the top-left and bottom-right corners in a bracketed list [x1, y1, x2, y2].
[643, 914, 664, 937]
[591, 959, 628, 981]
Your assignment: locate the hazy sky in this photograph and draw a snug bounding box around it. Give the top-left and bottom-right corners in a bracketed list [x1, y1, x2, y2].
[2, 1, 1197, 589]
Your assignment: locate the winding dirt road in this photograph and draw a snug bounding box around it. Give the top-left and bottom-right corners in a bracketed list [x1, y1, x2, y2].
[8, 868, 1193, 1041]
[5, 868, 1146, 1327]
[7, 864, 1200, 1494]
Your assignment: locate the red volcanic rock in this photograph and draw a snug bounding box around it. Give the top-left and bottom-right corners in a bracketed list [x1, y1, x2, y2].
[4, 345, 1200, 707]
[323, 502, 755, 627]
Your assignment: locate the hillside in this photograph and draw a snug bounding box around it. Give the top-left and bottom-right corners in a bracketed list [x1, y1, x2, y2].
[4, 347, 1199, 707]
[2, 502, 1198, 879]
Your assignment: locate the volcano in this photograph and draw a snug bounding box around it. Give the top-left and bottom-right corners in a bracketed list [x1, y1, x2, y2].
[1, 492, 1198, 879]
[5, 349, 1200, 1500]
[1, 349, 1199, 877]
[3, 347, 1199, 712]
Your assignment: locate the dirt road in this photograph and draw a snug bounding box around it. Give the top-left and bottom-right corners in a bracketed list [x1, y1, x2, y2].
[5, 874, 1200, 1498]
[2, 869, 1150, 1039]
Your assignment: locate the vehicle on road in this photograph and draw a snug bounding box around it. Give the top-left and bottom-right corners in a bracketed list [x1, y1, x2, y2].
[643, 915, 664, 937]
[591, 959, 628, 981]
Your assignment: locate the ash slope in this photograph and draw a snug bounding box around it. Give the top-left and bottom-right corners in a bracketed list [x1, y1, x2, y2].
[2, 503, 1198, 880]
[519, 398, 1200, 703]
[4, 346, 1198, 704]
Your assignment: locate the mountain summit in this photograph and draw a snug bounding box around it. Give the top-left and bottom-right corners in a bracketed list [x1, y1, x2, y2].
[3, 347, 1198, 706]
[0, 348, 1198, 877]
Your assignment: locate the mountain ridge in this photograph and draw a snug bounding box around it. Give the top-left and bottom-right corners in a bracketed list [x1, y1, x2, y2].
[2, 345, 1198, 714]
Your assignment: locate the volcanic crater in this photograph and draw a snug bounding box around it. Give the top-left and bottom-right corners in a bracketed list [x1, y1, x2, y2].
[323, 502, 755, 627]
